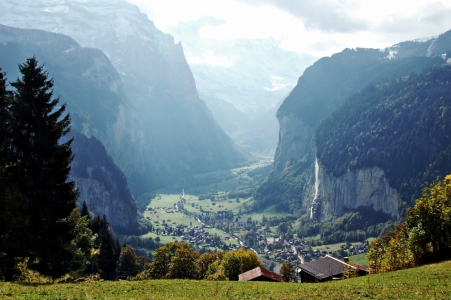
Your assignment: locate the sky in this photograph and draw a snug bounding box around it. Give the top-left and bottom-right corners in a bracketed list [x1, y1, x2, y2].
[128, 0, 451, 57]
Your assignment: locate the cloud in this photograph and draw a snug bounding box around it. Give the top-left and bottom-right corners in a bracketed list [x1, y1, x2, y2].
[370, 2, 451, 45]
[129, 0, 451, 57]
[239, 0, 368, 33]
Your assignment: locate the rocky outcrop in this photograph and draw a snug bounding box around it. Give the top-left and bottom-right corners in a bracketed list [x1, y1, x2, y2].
[311, 159, 400, 220]
[273, 114, 314, 173]
[71, 133, 138, 232]
[75, 178, 137, 231]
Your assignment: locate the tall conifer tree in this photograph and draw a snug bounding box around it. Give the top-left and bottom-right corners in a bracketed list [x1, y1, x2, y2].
[0, 68, 11, 155]
[7, 57, 78, 279]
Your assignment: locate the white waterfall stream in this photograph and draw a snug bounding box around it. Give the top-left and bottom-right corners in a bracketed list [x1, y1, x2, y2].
[310, 156, 320, 219]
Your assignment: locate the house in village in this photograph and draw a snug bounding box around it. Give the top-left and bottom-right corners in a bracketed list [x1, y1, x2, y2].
[239, 266, 283, 282]
[298, 255, 368, 283]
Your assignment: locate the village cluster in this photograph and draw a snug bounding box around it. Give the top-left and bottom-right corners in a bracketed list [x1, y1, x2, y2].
[145, 206, 368, 270]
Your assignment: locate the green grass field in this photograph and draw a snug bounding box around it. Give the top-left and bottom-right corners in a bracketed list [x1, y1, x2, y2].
[142, 193, 284, 236]
[1, 260, 450, 299]
[349, 253, 368, 267]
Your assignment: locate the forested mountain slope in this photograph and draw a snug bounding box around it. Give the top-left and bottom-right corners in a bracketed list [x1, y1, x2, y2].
[316, 65, 451, 215]
[257, 29, 451, 219]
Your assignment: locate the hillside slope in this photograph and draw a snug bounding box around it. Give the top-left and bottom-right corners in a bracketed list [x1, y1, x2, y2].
[1, 260, 451, 299]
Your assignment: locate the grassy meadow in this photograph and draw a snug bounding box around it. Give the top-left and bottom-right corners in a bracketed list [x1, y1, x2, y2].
[1, 260, 450, 299]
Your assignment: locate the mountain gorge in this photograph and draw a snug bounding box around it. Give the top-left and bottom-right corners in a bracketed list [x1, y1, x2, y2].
[257, 30, 451, 222]
[0, 0, 248, 196]
[167, 16, 317, 153]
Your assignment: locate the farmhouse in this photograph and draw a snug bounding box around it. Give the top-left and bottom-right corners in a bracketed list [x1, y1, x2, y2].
[298, 255, 367, 282]
[239, 266, 283, 282]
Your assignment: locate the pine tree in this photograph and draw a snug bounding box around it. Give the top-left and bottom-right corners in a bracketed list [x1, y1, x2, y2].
[0, 68, 25, 281]
[80, 200, 90, 220]
[94, 215, 116, 279]
[0, 68, 12, 156]
[114, 238, 122, 263]
[5, 57, 78, 279]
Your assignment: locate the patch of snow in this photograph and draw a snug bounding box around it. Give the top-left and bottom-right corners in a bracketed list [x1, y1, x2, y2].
[41, 6, 69, 13]
[413, 36, 437, 43]
[427, 39, 437, 57]
[264, 75, 291, 92]
[387, 49, 397, 60]
[64, 46, 76, 53]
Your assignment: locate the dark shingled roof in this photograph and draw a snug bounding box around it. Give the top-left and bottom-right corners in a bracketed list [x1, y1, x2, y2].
[298, 255, 355, 280]
[239, 266, 284, 282]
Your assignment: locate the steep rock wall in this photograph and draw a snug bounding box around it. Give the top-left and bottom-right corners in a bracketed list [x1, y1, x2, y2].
[312, 159, 400, 220]
[71, 132, 138, 232]
[273, 114, 314, 173]
[75, 177, 137, 231]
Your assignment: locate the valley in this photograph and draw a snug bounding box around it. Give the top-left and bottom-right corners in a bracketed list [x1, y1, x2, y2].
[126, 156, 371, 270]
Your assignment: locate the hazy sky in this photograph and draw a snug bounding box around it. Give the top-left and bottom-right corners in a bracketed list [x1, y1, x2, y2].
[128, 0, 451, 57]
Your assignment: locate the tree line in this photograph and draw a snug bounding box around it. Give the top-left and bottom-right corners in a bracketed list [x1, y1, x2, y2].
[134, 242, 262, 281]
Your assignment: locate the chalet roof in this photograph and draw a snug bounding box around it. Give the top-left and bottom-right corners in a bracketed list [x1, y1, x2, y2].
[239, 266, 283, 282]
[298, 255, 355, 280]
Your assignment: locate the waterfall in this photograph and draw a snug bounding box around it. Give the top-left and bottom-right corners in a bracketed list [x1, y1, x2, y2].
[310, 156, 320, 219]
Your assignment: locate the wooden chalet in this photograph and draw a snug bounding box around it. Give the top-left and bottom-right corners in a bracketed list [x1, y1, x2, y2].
[298, 255, 367, 283]
[238, 266, 284, 282]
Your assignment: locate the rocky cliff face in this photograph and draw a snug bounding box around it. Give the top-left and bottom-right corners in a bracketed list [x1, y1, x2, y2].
[311, 159, 400, 220]
[71, 133, 138, 232]
[274, 114, 314, 173]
